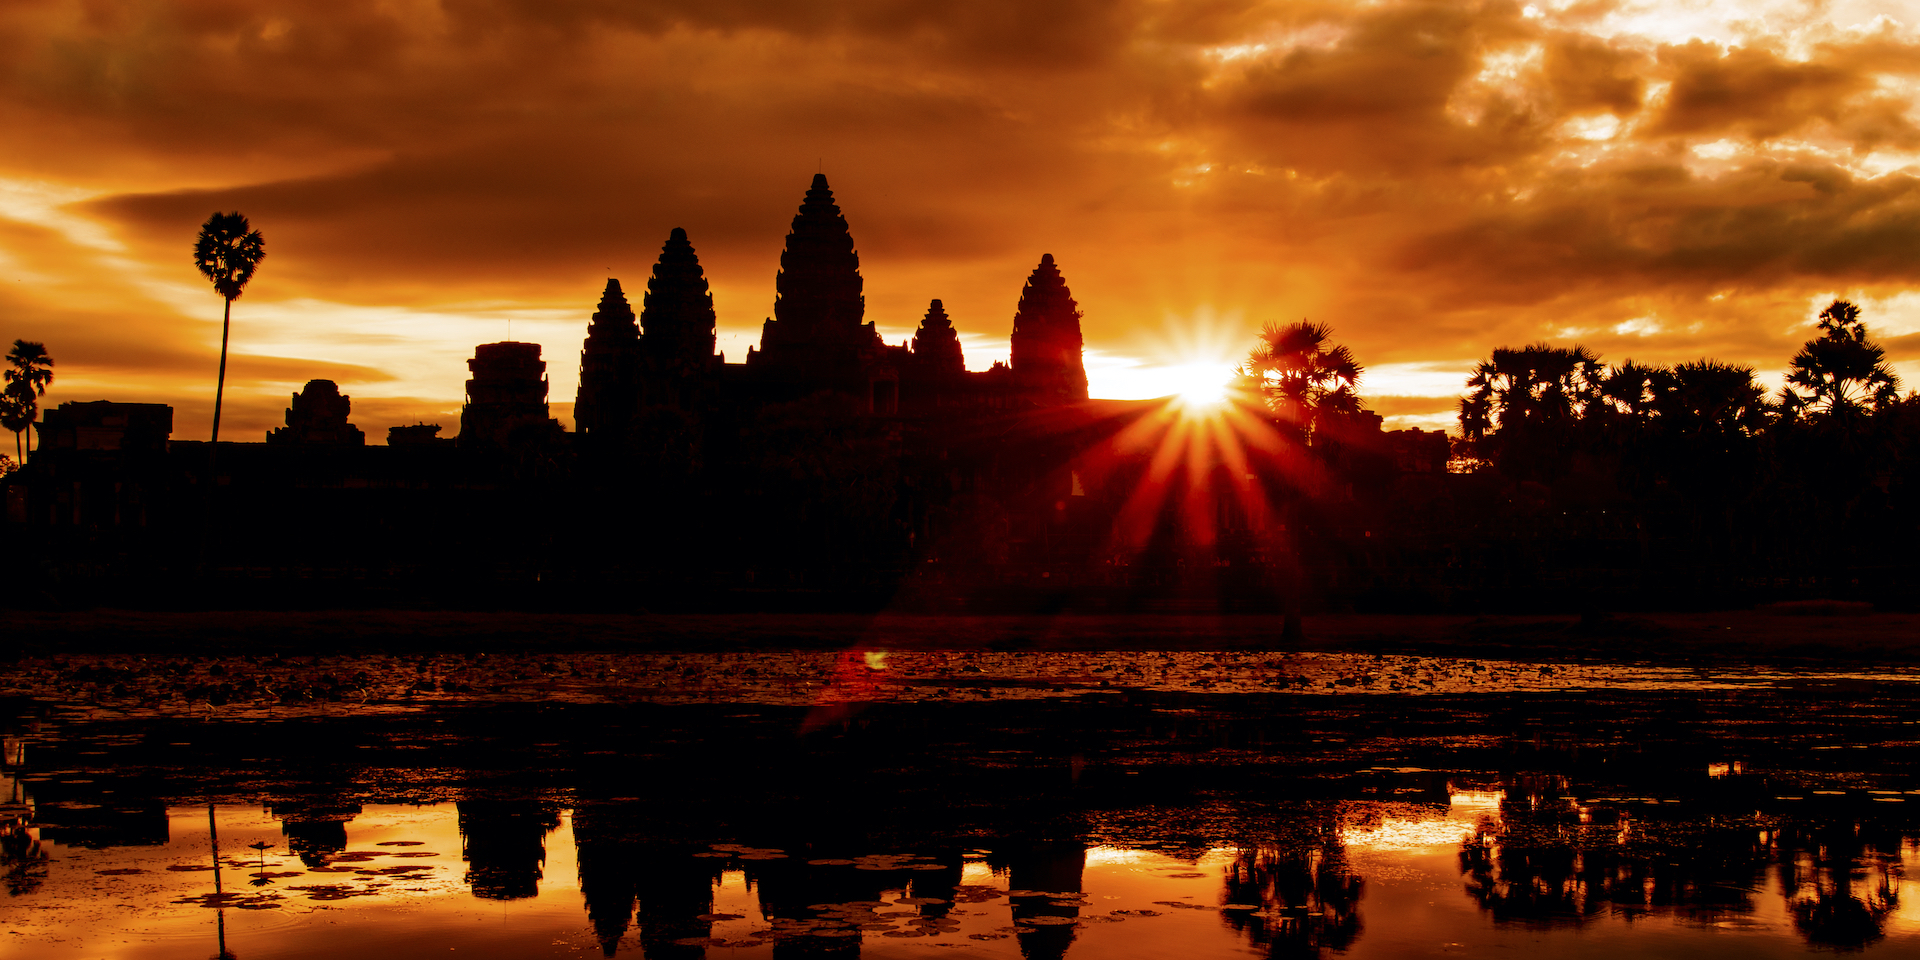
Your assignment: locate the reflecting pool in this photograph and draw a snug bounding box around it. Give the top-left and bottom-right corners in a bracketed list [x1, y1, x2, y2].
[5, 650, 1920, 958]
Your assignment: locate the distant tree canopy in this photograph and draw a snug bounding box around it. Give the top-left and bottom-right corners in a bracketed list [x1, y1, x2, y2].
[1459, 343, 1606, 482]
[1450, 300, 1917, 583]
[1453, 303, 1906, 485]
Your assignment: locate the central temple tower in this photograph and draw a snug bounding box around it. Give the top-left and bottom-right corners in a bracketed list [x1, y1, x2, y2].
[749, 174, 882, 378]
[1009, 254, 1089, 404]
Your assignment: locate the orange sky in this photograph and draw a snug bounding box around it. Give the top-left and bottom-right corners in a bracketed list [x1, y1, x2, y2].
[4, 0, 1920, 441]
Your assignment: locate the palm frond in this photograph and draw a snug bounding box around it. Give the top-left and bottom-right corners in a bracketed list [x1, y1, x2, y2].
[195, 211, 267, 301]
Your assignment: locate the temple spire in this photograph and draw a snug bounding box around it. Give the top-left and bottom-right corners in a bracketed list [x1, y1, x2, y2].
[1009, 253, 1088, 403]
[911, 298, 965, 378]
[575, 277, 640, 443]
[756, 174, 869, 366]
[639, 227, 717, 369]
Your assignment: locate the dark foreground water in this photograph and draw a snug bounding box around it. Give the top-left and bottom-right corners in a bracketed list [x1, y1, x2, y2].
[5, 649, 1920, 959]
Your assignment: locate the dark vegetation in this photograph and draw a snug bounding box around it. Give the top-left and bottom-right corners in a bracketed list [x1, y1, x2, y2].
[1406, 299, 1917, 613]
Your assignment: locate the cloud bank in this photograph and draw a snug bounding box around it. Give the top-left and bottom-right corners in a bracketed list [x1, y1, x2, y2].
[1, 0, 1917, 437]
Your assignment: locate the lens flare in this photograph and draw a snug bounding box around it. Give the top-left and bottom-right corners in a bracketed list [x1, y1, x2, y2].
[1170, 361, 1237, 410]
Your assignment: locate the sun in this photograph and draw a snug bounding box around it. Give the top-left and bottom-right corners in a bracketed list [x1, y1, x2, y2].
[1168, 360, 1237, 410]
[1080, 309, 1248, 410]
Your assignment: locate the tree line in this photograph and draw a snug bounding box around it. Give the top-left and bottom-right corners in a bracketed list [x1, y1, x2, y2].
[1241, 301, 1917, 608]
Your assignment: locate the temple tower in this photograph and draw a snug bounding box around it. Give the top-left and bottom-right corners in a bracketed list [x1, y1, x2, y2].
[575, 279, 640, 444]
[639, 228, 718, 371]
[266, 379, 365, 446]
[751, 174, 878, 373]
[910, 299, 966, 379]
[1009, 254, 1089, 403]
[459, 342, 553, 447]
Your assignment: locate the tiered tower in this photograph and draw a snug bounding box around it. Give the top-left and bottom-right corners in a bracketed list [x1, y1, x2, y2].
[459, 342, 552, 447]
[751, 174, 879, 374]
[910, 299, 966, 379]
[639, 227, 717, 371]
[1008, 254, 1089, 404]
[266, 379, 365, 446]
[574, 279, 640, 443]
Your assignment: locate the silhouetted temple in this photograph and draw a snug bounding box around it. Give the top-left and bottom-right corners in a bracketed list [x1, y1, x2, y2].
[1010, 254, 1090, 404]
[5, 172, 1799, 614]
[575, 174, 1091, 430]
[574, 279, 641, 447]
[911, 299, 965, 381]
[267, 379, 364, 446]
[748, 174, 884, 390]
[461, 341, 558, 448]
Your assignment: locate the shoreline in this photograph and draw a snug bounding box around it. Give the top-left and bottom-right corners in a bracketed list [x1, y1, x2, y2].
[5, 608, 1918, 663]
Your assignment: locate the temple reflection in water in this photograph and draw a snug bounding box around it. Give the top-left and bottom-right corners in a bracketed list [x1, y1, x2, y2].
[7, 704, 1920, 958]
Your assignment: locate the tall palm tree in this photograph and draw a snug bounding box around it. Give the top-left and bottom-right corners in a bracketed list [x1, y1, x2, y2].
[193, 212, 266, 444]
[1243, 321, 1362, 646]
[1243, 320, 1363, 445]
[1781, 300, 1900, 424]
[3, 339, 53, 462]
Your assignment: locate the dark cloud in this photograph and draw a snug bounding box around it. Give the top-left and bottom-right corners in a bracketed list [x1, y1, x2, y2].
[1395, 161, 1920, 294]
[1649, 38, 1920, 149]
[1206, 1, 1548, 174]
[1543, 33, 1648, 114]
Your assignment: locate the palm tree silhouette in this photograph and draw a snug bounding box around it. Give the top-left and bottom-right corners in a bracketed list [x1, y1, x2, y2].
[1242, 320, 1363, 445]
[1460, 343, 1604, 437]
[1459, 342, 1604, 481]
[1, 384, 31, 465]
[1662, 360, 1770, 440]
[193, 213, 265, 444]
[1780, 300, 1900, 425]
[2, 340, 53, 462]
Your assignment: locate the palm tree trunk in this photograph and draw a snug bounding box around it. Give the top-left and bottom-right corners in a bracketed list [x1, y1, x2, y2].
[201, 297, 232, 580]
[211, 297, 232, 444]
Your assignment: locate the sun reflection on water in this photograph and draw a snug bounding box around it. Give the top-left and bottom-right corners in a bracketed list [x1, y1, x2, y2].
[1342, 816, 1478, 851]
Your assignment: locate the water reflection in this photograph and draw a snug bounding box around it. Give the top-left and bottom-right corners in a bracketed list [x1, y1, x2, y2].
[999, 841, 1087, 960]
[274, 800, 358, 868]
[1459, 774, 1915, 952]
[458, 798, 562, 900]
[1781, 821, 1906, 951]
[1222, 823, 1362, 959]
[6, 793, 1920, 959]
[1, 807, 45, 895]
[8, 686, 1920, 958]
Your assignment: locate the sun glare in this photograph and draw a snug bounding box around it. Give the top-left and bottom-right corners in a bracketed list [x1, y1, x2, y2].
[1170, 361, 1237, 409]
